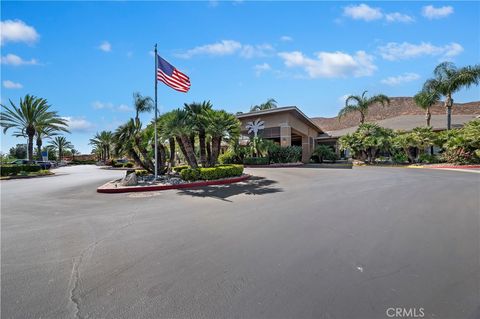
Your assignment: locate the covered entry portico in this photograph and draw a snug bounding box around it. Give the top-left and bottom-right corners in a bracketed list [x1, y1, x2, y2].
[236, 106, 324, 162]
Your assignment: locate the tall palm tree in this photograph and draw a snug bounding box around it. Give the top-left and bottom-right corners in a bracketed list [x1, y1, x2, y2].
[205, 109, 241, 166]
[113, 119, 147, 169]
[49, 136, 73, 161]
[71, 148, 80, 161]
[424, 62, 480, 130]
[89, 131, 113, 162]
[413, 88, 440, 127]
[250, 98, 277, 112]
[185, 101, 212, 167]
[338, 91, 390, 124]
[133, 92, 154, 122]
[0, 95, 69, 162]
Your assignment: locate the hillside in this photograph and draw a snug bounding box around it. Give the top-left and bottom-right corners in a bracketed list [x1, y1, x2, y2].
[311, 97, 480, 132]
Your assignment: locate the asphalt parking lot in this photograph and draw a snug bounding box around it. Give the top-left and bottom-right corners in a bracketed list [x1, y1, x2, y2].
[1, 165, 479, 319]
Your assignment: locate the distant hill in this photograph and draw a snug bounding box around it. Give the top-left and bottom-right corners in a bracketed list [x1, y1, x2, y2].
[311, 97, 480, 132]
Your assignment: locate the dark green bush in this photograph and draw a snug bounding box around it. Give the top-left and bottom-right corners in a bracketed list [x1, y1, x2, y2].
[173, 165, 189, 172]
[1, 164, 41, 176]
[391, 152, 408, 164]
[123, 162, 134, 168]
[268, 145, 302, 163]
[135, 169, 148, 176]
[418, 153, 439, 164]
[311, 145, 337, 163]
[243, 157, 269, 165]
[180, 165, 244, 181]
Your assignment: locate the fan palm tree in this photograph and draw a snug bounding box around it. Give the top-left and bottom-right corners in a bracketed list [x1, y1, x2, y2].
[250, 98, 277, 112]
[338, 91, 390, 124]
[71, 148, 80, 161]
[113, 119, 147, 169]
[0, 95, 69, 162]
[205, 109, 241, 166]
[413, 88, 440, 127]
[162, 109, 198, 168]
[49, 136, 73, 161]
[423, 62, 480, 130]
[185, 101, 212, 167]
[89, 131, 113, 162]
[133, 92, 154, 122]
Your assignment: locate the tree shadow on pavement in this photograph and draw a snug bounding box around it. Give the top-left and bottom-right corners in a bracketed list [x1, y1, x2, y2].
[176, 176, 283, 202]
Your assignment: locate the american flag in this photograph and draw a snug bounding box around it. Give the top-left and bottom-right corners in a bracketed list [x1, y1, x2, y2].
[156, 54, 190, 93]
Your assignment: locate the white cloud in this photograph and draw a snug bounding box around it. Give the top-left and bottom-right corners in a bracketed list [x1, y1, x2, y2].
[280, 36, 293, 42]
[3, 80, 23, 89]
[1, 53, 38, 66]
[378, 41, 463, 61]
[176, 40, 242, 58]
[343, 4, 383, 21]
[254, 63, 271, 76]
[98, 41, 111, 52]
[0, 19, 39, 45]
[240, 44, 275, 58]
[92, 101, 133, 112]
[381, 72, 420, 86]
[62, 116, 95, 132]
[385, 12, 414, 23]
[422, 5, 454, 19]
[117, 104, 134, 112]
[278, 50, 376, 78]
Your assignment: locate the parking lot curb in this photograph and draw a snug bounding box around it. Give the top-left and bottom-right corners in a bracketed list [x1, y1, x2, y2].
[97, 174, 251, 193]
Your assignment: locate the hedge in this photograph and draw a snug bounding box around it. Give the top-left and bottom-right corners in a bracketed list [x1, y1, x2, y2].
[1, 164, 42, 176]
[180, 164, 244, 181]
[173, 165, 189, 172]
[243, 157, 269, 165]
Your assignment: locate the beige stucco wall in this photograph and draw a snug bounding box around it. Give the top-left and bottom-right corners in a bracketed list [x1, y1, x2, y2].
[238, 111, 320, 162]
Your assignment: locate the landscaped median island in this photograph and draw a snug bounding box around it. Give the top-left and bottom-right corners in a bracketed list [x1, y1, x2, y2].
[97, 164, 250, 193]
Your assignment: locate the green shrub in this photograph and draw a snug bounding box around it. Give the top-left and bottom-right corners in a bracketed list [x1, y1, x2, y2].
[123, 162, 134, 168]
[180, 165, 244, 181]
[1, 164, 41, 176]
[243, 157, 269, 165]
[219, 150, 237, 164]
[268, 145, 302, 163]
[173, 165, 189, 172]
[180, 168, 201, 181]
[311, 145, 337, 163]
[418, 153, 439, 164]
[135, 169, 148, 176]
[391, 152, 408, 164]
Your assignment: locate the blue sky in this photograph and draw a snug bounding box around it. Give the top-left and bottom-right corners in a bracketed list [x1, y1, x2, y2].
[1, 1, 479, 154]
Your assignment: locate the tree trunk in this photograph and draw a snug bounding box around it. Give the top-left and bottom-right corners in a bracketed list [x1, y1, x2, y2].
[206, 141, 212, 164]
[156, 143, 167, 175]
[129, 149, 145, 171]
[27, 135, 34, 162]
[36, 137, 42, 160]
[59, 147, 63, 162]
[210, 136, 221, 166]
[359, 112, 365, 124]
[199, 129, 207, 167]
[426, 108, 431, 127]
[445, 94, 452, 130]
[181, 135, 198, 168]
[169, 137, 176, 168]
[189, 133, 196, 156]
[175, 136, 188, 165]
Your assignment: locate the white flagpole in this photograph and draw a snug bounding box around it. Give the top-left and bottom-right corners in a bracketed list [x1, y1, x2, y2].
[154, 44, 158, 180]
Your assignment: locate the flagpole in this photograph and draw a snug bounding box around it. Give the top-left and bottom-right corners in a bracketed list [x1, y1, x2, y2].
[154, 44, 158, 180]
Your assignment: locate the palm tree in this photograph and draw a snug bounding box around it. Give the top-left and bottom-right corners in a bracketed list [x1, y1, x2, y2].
[205, 109, 241, 166]
[133, 92, 154, 122]
[71, 148, 80, 161]
[49, 136, 73, 161]
[34, 125, 63, 160]
[113, 119, 147, 169]
[89, 131, 113, 162]
[424, 62, 480, 130]
[250, 98, 277, 112]
[338, 91, 390, 124]
[0, 95, 69, 162]
[185, 101, 212, 167]
[162, 109, 198, 168]
[413, 88, 440, 127]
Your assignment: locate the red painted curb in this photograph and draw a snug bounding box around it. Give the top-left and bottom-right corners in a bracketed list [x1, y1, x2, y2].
[427, 165, 480, 169]
[97, 174, 251, 193]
